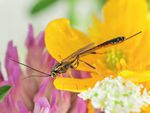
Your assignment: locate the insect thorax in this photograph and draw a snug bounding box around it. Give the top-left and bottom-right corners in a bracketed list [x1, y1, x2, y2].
[52, 62, 71, 74]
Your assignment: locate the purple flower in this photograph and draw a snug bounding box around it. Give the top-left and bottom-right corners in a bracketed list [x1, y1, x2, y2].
[0, 25, 88, 113]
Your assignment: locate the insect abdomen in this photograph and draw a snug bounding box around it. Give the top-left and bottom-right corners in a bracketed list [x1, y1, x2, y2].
[99, 36, 125, 47]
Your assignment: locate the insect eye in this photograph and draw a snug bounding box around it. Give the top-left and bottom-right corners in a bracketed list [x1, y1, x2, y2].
[53, 72, 57, 77]
[51, 72, 57, 77]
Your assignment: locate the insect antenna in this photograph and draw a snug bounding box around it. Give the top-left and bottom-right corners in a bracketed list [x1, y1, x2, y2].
[8, 58, 50, 77]
[23, 75, 50, 80]
[126, 31, 142, 40]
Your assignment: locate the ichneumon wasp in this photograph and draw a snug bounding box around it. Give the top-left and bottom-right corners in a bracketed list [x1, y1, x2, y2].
[9, 31, 142, 78]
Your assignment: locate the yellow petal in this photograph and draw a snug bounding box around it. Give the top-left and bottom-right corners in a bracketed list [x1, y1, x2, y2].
[103, 0, 147, 31]
[142, 105, 150, 113]
[128, 22, 150, 70]
[118, 70, 150, 83]
[45, 18, 105, 72]
[45, 18, 92, 62]
[87, 101, 94, 113]
[54, 76, 102, 93]
[104, 0, 149, 71]
[87, 0, 150, 76]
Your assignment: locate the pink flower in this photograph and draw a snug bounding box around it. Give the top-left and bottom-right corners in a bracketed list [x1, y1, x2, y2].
[0, 25, 88, 113]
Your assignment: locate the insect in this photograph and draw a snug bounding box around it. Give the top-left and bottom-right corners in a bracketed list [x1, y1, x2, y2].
[9, 31, 142, 78]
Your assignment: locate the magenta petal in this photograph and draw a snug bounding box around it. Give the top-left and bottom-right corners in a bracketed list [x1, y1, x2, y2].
[80, 71, 90, 78]
[41, 52, 56, 69]
[0, 64, 4, 82]
[50, 90, 59, 113]
[25, 27, 52, 75]
[0, 41, 23, 113]
[26, 24, 34, 48]
[37, 31, 45, 48]
[35, 97, 50, 108]
[70, 97, 87, 113]
[50, 89, 58, 107]
[57, 91, 71, 113]
[34, 78, 50, 101]
[5, 41, 21, 85]
[0, 24, 89, 113]
[0, 94, 16, 113]
[17, 101, 31, 113]
[33, 97, 50, 113]
[71, 70, 90, 78]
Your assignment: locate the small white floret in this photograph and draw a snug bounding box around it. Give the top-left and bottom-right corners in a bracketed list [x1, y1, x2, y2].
[78, 76, 150, 113]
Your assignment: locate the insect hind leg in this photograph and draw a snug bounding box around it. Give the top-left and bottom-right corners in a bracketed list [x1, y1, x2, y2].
[79, 59, 96, 69]
[70, 55, 96, 69]
[90, 51, 106, 55]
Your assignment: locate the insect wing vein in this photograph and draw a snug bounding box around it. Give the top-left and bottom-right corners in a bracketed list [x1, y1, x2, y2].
[61, 43, 95, 62]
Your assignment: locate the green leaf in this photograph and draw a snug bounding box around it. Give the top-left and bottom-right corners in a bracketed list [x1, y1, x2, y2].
[97, 0, 106, 9]
[68, 0, 78, 27]
[30, 0, 59, 15]
[148, 0, 150, 10]
[0, 85, 12, 102]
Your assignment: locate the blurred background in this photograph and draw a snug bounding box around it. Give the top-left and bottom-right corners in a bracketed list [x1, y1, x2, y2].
[0, 0, 105, 76]
[0, 0, 105, 61]
[1, 0, 150, 76]
[0, 0, 105, 77]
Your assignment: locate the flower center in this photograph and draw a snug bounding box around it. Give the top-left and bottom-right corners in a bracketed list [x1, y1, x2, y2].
[104, 48, 127, 71]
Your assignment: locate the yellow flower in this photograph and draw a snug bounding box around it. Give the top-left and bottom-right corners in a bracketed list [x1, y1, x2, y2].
[45, 0, 150, 112]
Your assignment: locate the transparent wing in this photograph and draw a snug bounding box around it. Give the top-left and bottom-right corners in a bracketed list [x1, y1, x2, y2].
[62, 43, 95, 62]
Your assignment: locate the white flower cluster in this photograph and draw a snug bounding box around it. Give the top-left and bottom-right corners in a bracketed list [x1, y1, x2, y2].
[78, 76, 150, 113]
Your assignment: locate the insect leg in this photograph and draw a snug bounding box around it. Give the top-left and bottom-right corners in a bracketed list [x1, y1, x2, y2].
[71, 55, 80, 69]
[90, 51, 106, 54]
[68, 70, 74, 78]
[79, 59, 96, 69]
[72, 55, 96, 69]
